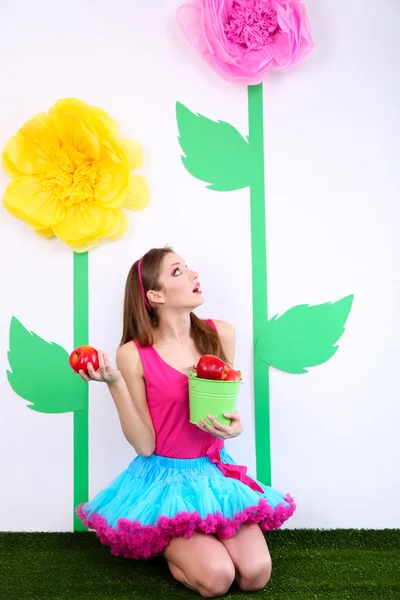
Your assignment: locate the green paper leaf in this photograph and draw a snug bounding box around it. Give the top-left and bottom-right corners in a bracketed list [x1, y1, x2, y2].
[176, 101, 257, 191]
[255, 295, 354, 374]
[7, 317, 86, 413]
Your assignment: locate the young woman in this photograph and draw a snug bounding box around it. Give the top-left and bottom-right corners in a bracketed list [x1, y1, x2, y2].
[77, 247, 295, 598]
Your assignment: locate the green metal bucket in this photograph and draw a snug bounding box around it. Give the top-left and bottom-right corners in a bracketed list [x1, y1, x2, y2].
[188, 370, 241, 426]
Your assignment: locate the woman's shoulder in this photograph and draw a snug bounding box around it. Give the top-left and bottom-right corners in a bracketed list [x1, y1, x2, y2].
[209, 319, 235, 338]
[116, 340, 144, 376]
[208, 320, 235, 365]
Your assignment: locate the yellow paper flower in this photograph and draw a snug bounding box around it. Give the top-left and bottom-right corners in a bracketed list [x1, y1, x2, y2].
[2, 98, 150, 252]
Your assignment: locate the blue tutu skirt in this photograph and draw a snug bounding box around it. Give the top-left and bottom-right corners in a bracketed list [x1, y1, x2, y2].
[77, 448, 295, 560]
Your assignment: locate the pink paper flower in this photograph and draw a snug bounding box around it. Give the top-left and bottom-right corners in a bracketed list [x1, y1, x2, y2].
[177, 0, 314, 85]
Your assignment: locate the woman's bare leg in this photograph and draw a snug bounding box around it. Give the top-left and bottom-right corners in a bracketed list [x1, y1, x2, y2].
[219, 524, 272, 592]
[163, 532, 236, 598]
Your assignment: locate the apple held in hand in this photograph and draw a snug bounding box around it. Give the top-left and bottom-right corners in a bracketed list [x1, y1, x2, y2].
[69, 345, 99, 375]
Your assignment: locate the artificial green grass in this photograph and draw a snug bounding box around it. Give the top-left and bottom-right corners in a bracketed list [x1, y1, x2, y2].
[1, 530, 399, 600]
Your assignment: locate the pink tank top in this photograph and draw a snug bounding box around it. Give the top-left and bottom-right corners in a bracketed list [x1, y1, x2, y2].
[133, 319, 224, 459]
[133, 320, 265, 493]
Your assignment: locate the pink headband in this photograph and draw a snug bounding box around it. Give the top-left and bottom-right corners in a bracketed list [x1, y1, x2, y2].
[138, 258, 151, 311]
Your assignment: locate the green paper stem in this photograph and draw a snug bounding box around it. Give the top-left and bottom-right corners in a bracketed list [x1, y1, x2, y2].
[248, 84, 271, 487]
[73, 251, 89, 531]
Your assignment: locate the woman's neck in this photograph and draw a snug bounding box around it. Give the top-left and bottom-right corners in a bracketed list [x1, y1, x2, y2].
[155, 312, 193, 346]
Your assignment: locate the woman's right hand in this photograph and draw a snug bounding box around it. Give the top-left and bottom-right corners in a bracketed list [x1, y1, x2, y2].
[78, 350, 122, 386]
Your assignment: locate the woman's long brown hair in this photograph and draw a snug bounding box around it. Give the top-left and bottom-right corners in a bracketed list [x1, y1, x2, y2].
[120, 247, 228, 363]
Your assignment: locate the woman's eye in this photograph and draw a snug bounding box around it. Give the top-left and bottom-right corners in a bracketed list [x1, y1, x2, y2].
[173, 268, 182, 276]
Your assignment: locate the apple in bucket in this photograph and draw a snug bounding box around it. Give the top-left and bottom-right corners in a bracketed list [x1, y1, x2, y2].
[69, 345, 99, 375]
[189, 355, 242, 426]
[196, 355, 241, 381]
[224, 368, 241, 381]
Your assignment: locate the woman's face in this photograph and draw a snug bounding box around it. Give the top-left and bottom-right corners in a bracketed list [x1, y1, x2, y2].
[151, 252, 204, 311]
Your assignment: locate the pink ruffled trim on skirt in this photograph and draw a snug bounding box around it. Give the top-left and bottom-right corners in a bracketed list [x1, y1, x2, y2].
[76, 494, 296, 560]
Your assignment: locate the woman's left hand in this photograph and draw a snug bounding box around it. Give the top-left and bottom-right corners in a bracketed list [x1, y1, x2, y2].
[198, 411, 244, 440]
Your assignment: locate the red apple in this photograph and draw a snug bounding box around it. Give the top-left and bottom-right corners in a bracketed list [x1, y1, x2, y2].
[224, 368, 241, 381]
[196, 355, 229, 380]
[69, 345, 99, 375]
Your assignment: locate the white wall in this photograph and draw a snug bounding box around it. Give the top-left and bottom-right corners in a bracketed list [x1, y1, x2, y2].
[0, 0, 399, 531]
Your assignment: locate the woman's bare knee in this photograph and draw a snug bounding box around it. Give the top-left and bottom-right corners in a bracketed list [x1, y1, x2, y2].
[236, 554, 272, 592]
[167, 561, 195, 591]
[164, 533, 235, 597]
[195, 561, 235, 598]
[218, 523, 272, 592]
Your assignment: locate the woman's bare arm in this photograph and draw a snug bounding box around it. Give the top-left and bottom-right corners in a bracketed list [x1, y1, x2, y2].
[199, 320, 244, 438]
[108, 343, 156, 457]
